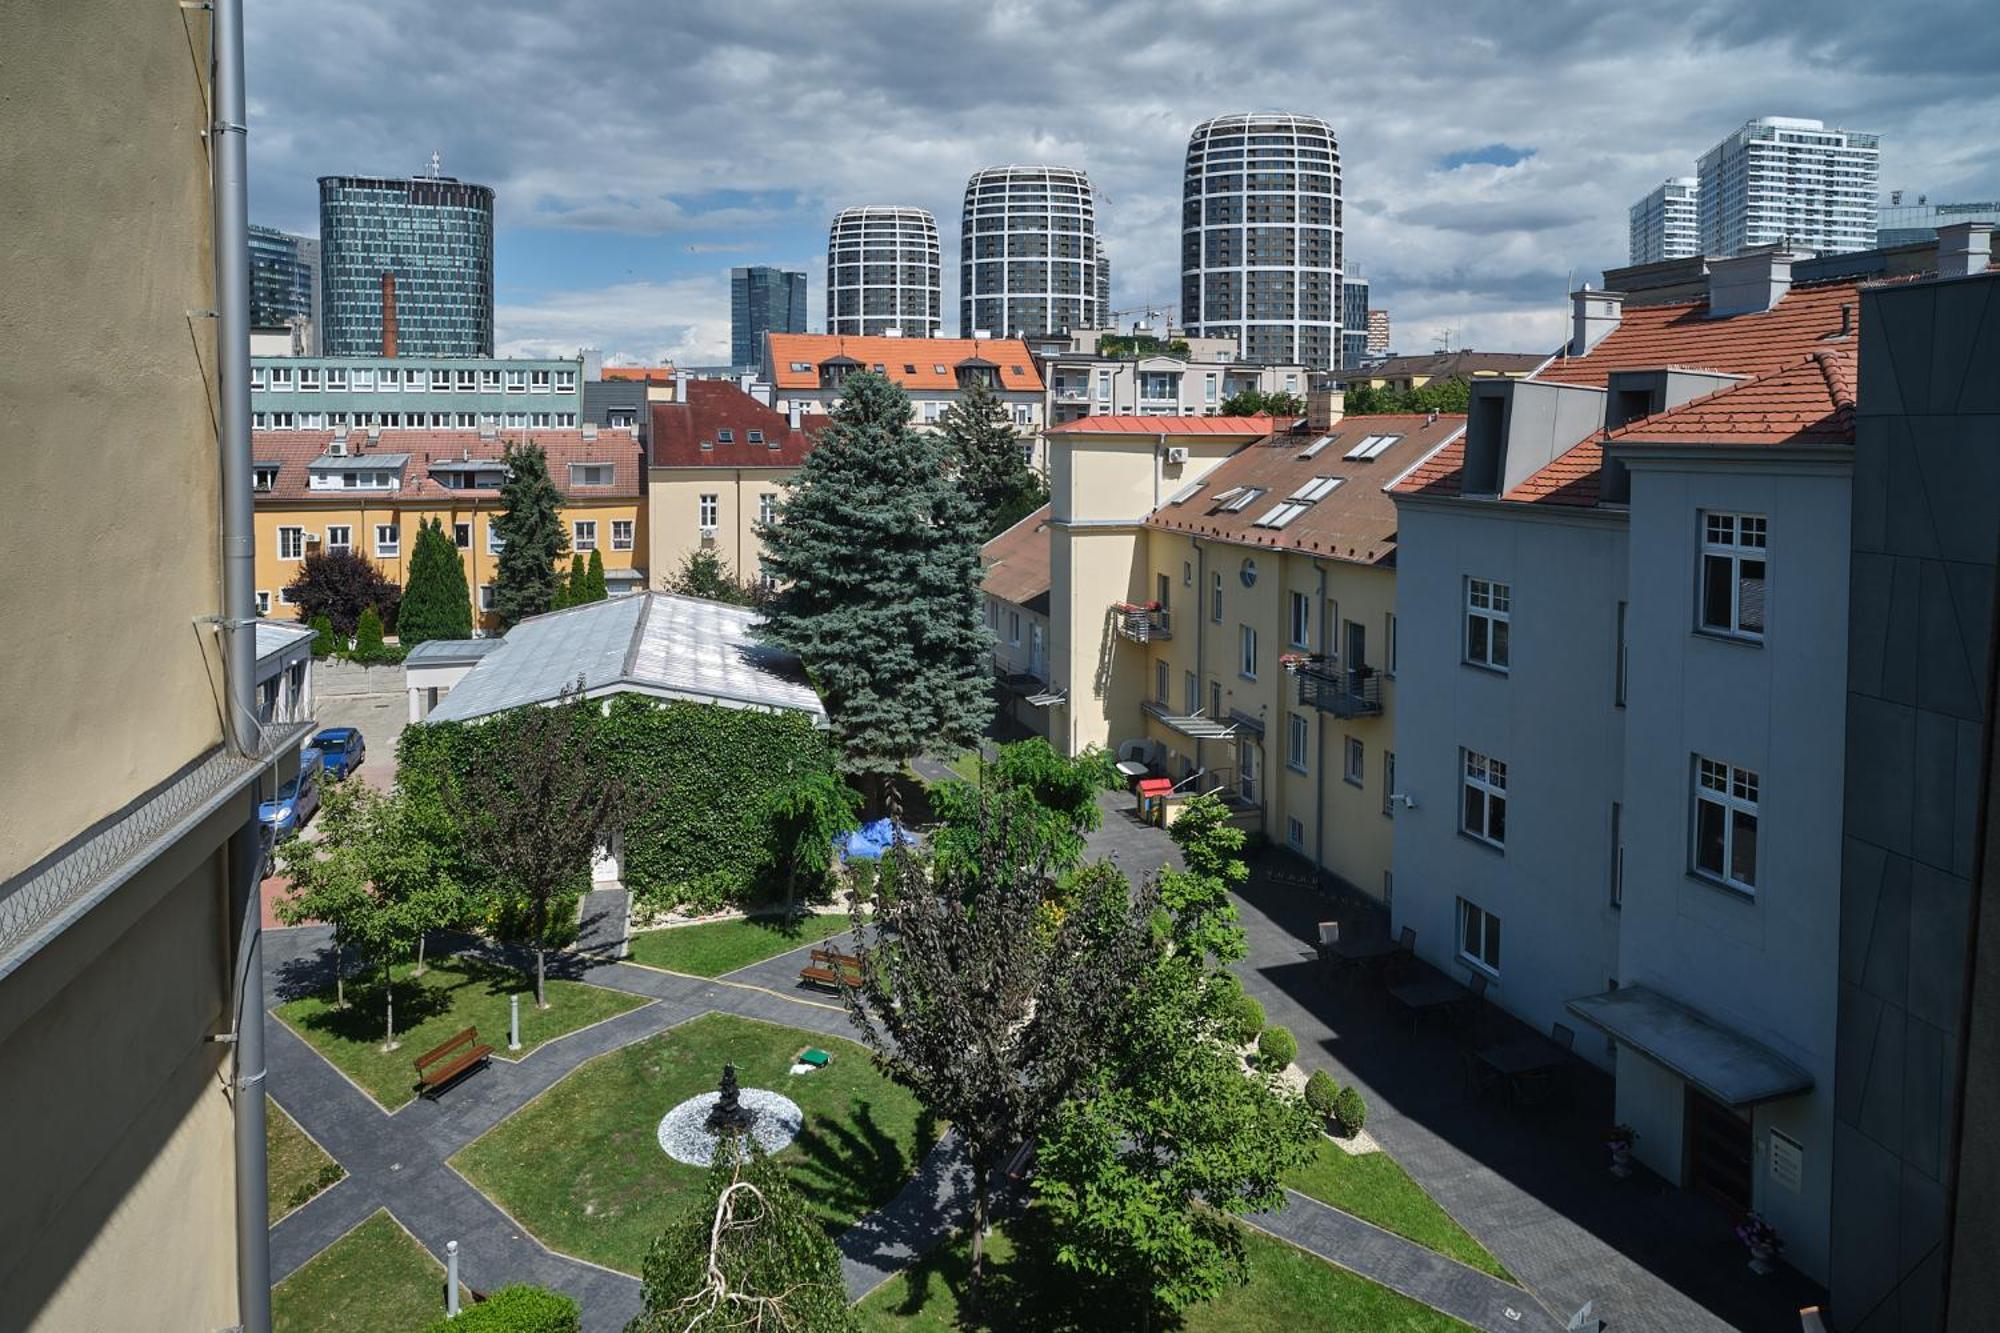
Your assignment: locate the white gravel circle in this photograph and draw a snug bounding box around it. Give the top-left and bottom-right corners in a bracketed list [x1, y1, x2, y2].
[656, 1089, 805, 1166]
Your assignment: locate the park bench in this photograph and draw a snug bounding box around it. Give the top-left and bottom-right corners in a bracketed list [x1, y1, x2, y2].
[799, 948, 863, 992]
[414, 1026, 493, 1100]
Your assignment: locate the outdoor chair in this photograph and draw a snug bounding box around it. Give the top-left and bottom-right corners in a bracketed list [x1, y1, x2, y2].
[1461, 970, 1490, 1040]
[1461, 1047, 1501, 1102]
[1315, 920, 1340, 961]
[1384, 926, 1419, 984]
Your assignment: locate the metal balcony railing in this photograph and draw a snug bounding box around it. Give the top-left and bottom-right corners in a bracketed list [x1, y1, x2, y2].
[1294, 659, 1383, 717]
[1114, 603, 1172, 642]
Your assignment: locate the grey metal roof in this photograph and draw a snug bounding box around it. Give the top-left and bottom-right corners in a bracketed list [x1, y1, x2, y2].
[423, 593, 825, 725]
[308, 453, 409, 471]
[1567, 984, 1814, 1107]
[428, 458, 506, 473]
[403, 637, 502, 666]
[255, 620, 316, 664]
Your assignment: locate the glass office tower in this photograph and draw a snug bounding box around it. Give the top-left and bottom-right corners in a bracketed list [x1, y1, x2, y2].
[730, 266, 809, 367]
[248, 224, 319, 332]
[319, 172, 495, 357]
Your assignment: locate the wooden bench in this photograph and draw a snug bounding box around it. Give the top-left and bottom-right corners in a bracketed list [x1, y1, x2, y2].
[799, 949, 863, 992]
[414, 1026, 492, 1100]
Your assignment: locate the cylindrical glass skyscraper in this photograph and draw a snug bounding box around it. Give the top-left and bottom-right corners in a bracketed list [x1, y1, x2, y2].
[825, 206, 941, 336]
[318, 173, 495, 357]
[960, 165, 1103, 338]
[1180, 113, 1341, 369]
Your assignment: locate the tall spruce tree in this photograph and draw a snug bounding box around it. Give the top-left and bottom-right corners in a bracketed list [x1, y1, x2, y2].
[491, 443, 569, 630]
[397, 519, 473, 646]
[584, 547, 608, 602]
[756, 372, 993, 793]
[938, 373, 1047, 541]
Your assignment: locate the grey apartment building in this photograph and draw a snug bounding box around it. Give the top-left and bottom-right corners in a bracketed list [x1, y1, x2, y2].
[319, 171, 496, 357]
[730, 266, 807, 368]
[1181, 112, 1342, 370]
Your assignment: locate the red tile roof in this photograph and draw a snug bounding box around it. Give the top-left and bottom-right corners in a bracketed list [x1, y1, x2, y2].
[251, 428, 643, 504]
[767, 334, 1044, 392]
[597, 366, 676, 382]
[1605, 349, 1856, 448]
[650, 380, 817, 469]
[1045, 415, 1278, 435]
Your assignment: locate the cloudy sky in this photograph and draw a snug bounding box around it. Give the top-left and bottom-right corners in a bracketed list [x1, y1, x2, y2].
[244, 0, 2000, 366]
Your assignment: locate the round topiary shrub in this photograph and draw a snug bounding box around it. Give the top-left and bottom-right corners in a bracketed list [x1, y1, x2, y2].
[1304, 1068, 1339, 1118]
[1256, 1024, 1298, 1072]
[1332, 1084, 1368, 1138]
[1230, 992, 1267, 1046]
[425, 1282, 580, 1332]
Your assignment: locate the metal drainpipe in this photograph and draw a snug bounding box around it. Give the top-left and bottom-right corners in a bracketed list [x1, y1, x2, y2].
[1191, 536, 1205, 781]
[212, 0, 273, 1325]
[1311, 558, 1328, 880]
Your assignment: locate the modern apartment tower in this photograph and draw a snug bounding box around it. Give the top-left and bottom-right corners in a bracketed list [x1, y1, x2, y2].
[248, 223, 321, 336]
[318, 169, 496, 357]
[1340, 276, 1370, 367]
[1628, 177, 1700, 264]
[729, 265, 808, 367]
[825, 206, 941, 337]
[960, 165, 1105, 338]
[1096, 249, 1112, 317]
[1181, 112, 1342, 369]
[1696, 117, 1880, 257]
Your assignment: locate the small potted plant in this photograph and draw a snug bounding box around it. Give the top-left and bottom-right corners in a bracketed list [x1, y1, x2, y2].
[1605, 1124, 1637, 1178]
[1736, 1212, 1784, 1275]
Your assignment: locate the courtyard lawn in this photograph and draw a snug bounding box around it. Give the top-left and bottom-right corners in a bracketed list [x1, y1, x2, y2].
[944, 749, 983, 785]
[275, 954, 648, 1111]
[451, 1011, 937, 1276]
[857, 1211, 1473, 1332]
[1283, 1136, 1512, 1281]
[272, 1210, 464, 1333]
[627, 913, 853, 977]
[267, 1097, 344, 1224]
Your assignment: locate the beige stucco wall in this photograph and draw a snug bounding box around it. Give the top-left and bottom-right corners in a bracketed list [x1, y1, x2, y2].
[0, 0, 224, 880]
[0, 814, 243, 1331]
[649, 466, 793, 589]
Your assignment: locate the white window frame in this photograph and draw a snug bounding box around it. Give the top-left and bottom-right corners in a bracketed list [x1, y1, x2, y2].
[1289, 591, 1310, 649]
[505, 370, 528, 393]
[573, 519, 597, 551]
[255, 590, 271, 615]
[1210, 571, 1223, 623]
[430, 369, 452, 392]
[352, 367, 376, 391]
[455, 369, 477, 392]
[325, 524, 352, 555]
[554, 369, 577, 392]
[530, 369, 552, 393]
[1344, 735, 1365, 786]
[1287, 815, 1305, 850]
[758, 492, 777, 525]
[487, 524, 504, 555]
[374, 523, 400, 559]
[1693, 755, 1759, 893]
[1239, 624, 1258, 679]
[479, 369, 502, 392]
[611, 519, 634, 551]
[1457, 899, 1501, 975]
[1461, 748, 1507, 848]
[478, 584, 495, 612]
[1699, 511, 1767, 642]
[453, 522, 471, 549]
[1287, 712, 1309, 773]
[277, 586, 299, 606]
[698, 493, 719, 528]
[1465, 577, 1511, 671]
[277, 526, 305, 561]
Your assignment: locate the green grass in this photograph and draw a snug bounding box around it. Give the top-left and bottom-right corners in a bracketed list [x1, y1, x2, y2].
[452, 1011, 938, 1276]
[856, 1212, 1473, 1332]
[945, 749, 984, 785]
[627, 913, 853, 977]
[267, 1097, 344, 1224]
[275, 955, 648, 1110]
[1283, 1135, 1511, 1281]
[272, 1210, 465, 1333]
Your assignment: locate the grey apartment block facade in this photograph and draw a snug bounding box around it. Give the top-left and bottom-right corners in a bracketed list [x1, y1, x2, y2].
[318, 173, 496, 357]
[825, 206, 941, 336]
[1697, 117, 1879, 258]
[250, 355, 582, 431]
[1832, 259, 2000, 1332]
[1181, 112, 1342, 370]
[1628, 177, 1699, 264]
[730, 266, 807, 368]
[960, 165, 1105, 338]
[248, 223, 320, 336]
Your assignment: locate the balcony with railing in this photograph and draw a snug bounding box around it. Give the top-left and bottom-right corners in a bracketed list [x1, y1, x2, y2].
[1292, 657, 1383, 718]
[1113, 602, 1172, 642]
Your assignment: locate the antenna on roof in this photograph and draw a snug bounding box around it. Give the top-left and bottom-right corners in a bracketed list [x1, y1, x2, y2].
[427, 149, 442, 179]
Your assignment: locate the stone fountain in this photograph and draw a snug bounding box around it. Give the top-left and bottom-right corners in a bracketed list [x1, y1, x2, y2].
[656, 1062, 804, 1166]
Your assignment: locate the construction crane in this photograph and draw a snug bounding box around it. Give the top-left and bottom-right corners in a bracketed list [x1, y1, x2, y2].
[1107, 303, 1177, 335]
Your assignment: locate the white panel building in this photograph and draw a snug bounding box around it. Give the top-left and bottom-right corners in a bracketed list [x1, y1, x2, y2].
[825, 206, 942, 337]
[1628, 177, 1700, 264]
[961, 166, 1105, 338]
[1697, 117, 1879, 257]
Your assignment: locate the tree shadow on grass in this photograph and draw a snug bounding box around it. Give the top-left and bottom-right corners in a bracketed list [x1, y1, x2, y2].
[787, 1099, 939, 1230]
[286, 954, 534, 1048]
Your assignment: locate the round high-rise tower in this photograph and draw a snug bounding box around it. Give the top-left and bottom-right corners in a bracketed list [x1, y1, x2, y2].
[960, 165, 1104, 338]
[825, 206, 942, 336]
[1180, 112, 1342, 369]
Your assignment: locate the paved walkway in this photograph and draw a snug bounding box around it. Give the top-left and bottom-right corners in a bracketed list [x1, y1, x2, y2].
[573, 887, 630, 959]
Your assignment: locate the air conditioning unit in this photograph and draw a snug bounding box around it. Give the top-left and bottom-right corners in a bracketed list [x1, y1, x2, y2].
[305, 531, 323, 545]
[328, 438, 347, 457]
[1166, 446, 1191, 464]
[698, 526, 718, 545]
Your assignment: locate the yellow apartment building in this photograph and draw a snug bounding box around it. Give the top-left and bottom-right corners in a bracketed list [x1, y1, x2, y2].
[1037, 407, 1464, 900]
[647, 379, 817, 589]
[253, 426, 647, 631]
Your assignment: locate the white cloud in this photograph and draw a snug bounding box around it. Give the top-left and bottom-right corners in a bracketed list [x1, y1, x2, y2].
[496, 275, 731, 366]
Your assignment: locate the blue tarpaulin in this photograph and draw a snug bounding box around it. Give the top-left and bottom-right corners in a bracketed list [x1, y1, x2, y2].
[838, 817, 919, 861]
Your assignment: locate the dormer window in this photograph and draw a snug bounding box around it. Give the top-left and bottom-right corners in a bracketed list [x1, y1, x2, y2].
[569, 463, 614, 487]
[747, 430, 764, 444]
[717, 429, 734, 443]
[253, 466, 279, 492]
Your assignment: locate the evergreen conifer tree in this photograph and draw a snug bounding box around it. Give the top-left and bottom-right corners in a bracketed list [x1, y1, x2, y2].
[396, 519, 473, 646]
[584, 547, 607, 602]
[938, 372, 1047, 540]
[567, 554, 587, 606]
[491, 443, 569, 630]
[755, 372, 993, 794]
[354, 605, 385, 654]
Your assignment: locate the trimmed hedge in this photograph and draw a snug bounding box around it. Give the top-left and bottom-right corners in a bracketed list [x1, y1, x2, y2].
[1304, 1068, 1339, 1117]
[1332, 1085, 1367, 1138]
[1256, 1024, 1298, 1072]
[1227, 992, 1266, 1046]
[424, 1283, 579, 1332]
[399, 694, 835, 914]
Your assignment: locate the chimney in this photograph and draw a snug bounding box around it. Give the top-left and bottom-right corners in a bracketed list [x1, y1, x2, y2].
[1705, 248, 1796, 318]
[380, 272, 398, 357]
[674, 370, 691, 402]
[788, 400, 802, 431]
[1570, 285, 1625, 355]
[1937, 222, 1994, 281]
[579, 347, 603, 381]
[1306, 388, 1345, 431]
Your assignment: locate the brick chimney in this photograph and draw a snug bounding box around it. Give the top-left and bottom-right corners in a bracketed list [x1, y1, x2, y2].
[380, 271, 398, 357]
[1306, 387, 1344, 431]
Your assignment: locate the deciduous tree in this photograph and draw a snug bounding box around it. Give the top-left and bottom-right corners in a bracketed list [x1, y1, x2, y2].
[755, 372, 993, 800]
[284, 550, 400, 637]
[662, 549, 758, 606]
[492, 442, 570, 629]
[1217, 386, 1305, 418]
[746, 768, 859, 923]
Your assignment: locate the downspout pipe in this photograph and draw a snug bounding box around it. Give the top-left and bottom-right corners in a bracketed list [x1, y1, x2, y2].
[212, 0, 273, 1326]
[1191, 537, 1206, 782]
[1311, 558, 1328, 880]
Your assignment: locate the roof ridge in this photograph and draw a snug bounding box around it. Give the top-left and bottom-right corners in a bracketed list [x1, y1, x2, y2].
[1812, 347, 1857, 410]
